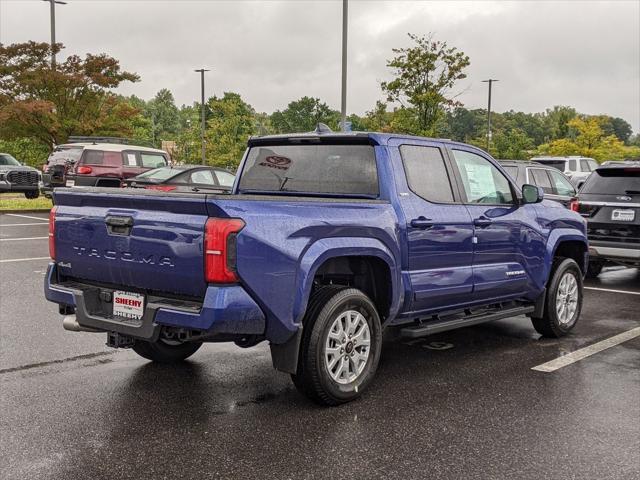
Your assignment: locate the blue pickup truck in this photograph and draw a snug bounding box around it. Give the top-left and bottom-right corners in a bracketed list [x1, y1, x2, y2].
[45, 131, 588, 405]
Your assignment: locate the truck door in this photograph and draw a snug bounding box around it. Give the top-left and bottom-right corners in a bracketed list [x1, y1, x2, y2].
[447, 147, 532, 301]
[391, 141, 474, 313]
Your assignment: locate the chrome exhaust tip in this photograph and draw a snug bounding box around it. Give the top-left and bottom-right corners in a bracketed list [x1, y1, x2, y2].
[62, 315, 100, 333]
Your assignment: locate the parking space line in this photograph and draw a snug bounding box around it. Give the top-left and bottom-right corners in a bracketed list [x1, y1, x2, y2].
[585, 286, 640, 296]
[0, 237, 48, 242]
[532, 326, 640, 372]
[0, 257, 50, 263]
[5, 213, 49, 222]
[0, 223, 50, 227]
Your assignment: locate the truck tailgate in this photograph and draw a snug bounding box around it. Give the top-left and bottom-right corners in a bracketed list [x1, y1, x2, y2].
[53, 188, 210, 298]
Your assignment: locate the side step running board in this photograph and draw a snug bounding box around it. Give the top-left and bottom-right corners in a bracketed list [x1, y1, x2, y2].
[400, 306, 535, 338]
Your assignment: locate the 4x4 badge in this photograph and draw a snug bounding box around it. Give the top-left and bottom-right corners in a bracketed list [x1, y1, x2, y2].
[616, 196, 632, 201]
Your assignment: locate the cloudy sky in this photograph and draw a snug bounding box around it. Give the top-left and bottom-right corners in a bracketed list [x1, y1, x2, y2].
[1, 0, 639, 131]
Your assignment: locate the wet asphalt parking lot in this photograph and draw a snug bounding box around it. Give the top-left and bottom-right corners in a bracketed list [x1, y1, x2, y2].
[1, 212, 639, 480]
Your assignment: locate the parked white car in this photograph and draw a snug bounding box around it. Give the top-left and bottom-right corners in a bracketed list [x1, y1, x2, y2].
[530, 156, 598, 189]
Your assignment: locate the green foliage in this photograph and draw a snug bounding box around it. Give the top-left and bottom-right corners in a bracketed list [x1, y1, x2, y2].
[203, 92, 256, 168]
[492, 129, 535, 160]
[381, 33, 470, 135]
[271, 97, 340, 133]
[0, 42, 139, 150]
[0, 137, 49, 168]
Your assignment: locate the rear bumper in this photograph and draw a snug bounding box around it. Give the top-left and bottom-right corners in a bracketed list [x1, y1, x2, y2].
[588, 243, 640, 263]
[44, 263, 265, 340]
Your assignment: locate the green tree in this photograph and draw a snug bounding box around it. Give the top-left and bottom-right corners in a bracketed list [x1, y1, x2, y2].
[543, 106, 577, 140]
[204, 92, 256, 168]
[381, 33, 470, 136]
[0, 42, 139, 149]
[271, 97, 340, 133]
[492, 128, 535, 160]
[0, 137, 49, 168]
[147, 89, 180, 144]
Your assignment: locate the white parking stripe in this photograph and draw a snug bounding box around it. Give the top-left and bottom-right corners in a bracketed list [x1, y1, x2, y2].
[5, 213, 49, 221]
[0, 223, 50, 227]
[532, 327, 640, 372]
[585, 286, 640, 296]
[0, 257, 50, 263]
[0, 237, 48, 242]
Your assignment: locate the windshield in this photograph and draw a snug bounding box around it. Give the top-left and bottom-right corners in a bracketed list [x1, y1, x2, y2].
[238, 144, 378, 196]
[581, 168, 640, 194]
[0, 154, 21, 166]
[135, 167, 183, 181]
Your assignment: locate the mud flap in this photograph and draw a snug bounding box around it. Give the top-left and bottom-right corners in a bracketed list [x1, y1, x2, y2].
[270, 326, 302, 374]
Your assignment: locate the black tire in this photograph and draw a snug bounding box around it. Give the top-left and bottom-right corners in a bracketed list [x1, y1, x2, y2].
[24, 190, 39, 199]
[132, 339, 202, 363]
[292, 286, 382, 406]
[532, 258, 583, 338]
[586, 261, 604, 278]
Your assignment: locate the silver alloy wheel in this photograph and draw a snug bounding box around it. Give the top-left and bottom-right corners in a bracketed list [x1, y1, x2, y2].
[324, 310, 371, 385]
[556, 271, 579, 325]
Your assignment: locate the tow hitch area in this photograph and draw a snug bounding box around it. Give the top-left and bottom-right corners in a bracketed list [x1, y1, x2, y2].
[107, 332, 135, 348]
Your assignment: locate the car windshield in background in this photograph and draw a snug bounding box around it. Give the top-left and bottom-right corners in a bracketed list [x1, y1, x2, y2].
[238, 144, 378, 196]
[581, 168, 640, 194]
[536, 160, 566, 171]
[135, 167, 181, 181]
[0, 154, 21, 166]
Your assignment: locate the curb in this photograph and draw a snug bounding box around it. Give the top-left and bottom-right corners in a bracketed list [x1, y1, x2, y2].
[0, 208, 52, 214]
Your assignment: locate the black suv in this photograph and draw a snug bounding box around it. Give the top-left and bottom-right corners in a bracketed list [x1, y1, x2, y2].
[500, 160, 577, 208]
[573, 160, 640, 276]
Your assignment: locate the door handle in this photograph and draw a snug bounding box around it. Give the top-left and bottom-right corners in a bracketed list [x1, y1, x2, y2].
[410, 217, 434, 229]
[473, 217, 492, 228]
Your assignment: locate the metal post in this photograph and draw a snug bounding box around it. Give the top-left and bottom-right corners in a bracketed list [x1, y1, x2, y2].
[42, 1, 67, 69]
[340, 0, 348, 131]
[482, 79, 498, 151]
[194, 68, 210, 165]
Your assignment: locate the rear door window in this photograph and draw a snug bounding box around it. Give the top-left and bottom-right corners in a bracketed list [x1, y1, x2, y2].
[530, 168, 554, 194]
[400, 145, 454, 203]
[190, 170, 215, 185]
[580, 159, 592, 172]
[239, 144, 378, 196]
[215, 170, 235, 187]
[568, 159, 576, 171]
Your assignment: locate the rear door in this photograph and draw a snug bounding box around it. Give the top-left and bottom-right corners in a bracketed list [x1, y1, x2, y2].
[547, 169, 577, 207]
[448, 148, 533, 301]
[528, 167, 572, 206]
[390, 140, 474, 312]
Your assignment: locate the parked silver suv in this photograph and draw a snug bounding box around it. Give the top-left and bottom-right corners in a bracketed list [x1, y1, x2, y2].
[530, 156, 598, 189]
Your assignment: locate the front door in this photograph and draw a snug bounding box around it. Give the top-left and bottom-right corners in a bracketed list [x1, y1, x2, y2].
[392, 141, 475, 313]
[448, 148, 531, 302]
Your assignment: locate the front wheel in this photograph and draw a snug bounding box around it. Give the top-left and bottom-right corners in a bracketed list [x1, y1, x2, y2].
[531, 258, 583, 338]
[132, 339, 202, 363]
[292, 286, 382, 406]
[24, 190, 39, 199]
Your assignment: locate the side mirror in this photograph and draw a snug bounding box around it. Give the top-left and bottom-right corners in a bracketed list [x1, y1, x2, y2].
[522, 184, 544, 204]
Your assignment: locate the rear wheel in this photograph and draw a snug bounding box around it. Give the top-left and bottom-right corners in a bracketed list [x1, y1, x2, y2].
[132, 339, 202, 363]
[532, 258, 583, 338]
[292, 286, 382, 406]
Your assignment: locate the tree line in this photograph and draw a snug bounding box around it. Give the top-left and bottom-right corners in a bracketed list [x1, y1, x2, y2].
[1, 37, 638, 169]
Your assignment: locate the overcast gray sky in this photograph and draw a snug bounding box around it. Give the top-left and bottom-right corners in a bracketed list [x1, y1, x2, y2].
[1, 0, 639, 132]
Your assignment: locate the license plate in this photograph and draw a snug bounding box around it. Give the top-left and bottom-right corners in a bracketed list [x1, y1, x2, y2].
[65, 179, 75, 187]
[611, 209, 635, 222]
[113, 291, 145, 320]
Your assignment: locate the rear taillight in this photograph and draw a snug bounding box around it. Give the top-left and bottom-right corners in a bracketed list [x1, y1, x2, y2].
[49, 206, 57, 260]
[144, 185, 177, 192]
[76, 166, 92, 174]
[570, 199, 579, 212]
[204, 218, 245, 283]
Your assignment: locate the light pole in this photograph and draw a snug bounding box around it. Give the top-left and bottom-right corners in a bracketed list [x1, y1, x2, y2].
[482, 79, 498, 151]
[194, 68, 210, 165]
[340, 0, 348, 131]
[42, 0, 67, 68]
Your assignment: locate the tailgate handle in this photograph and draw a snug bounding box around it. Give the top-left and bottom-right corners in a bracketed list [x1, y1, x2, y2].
[105, 215, 133, 236]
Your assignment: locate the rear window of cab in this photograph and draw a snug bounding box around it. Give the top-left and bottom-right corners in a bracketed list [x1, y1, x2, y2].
[238, 144, 379, 196]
